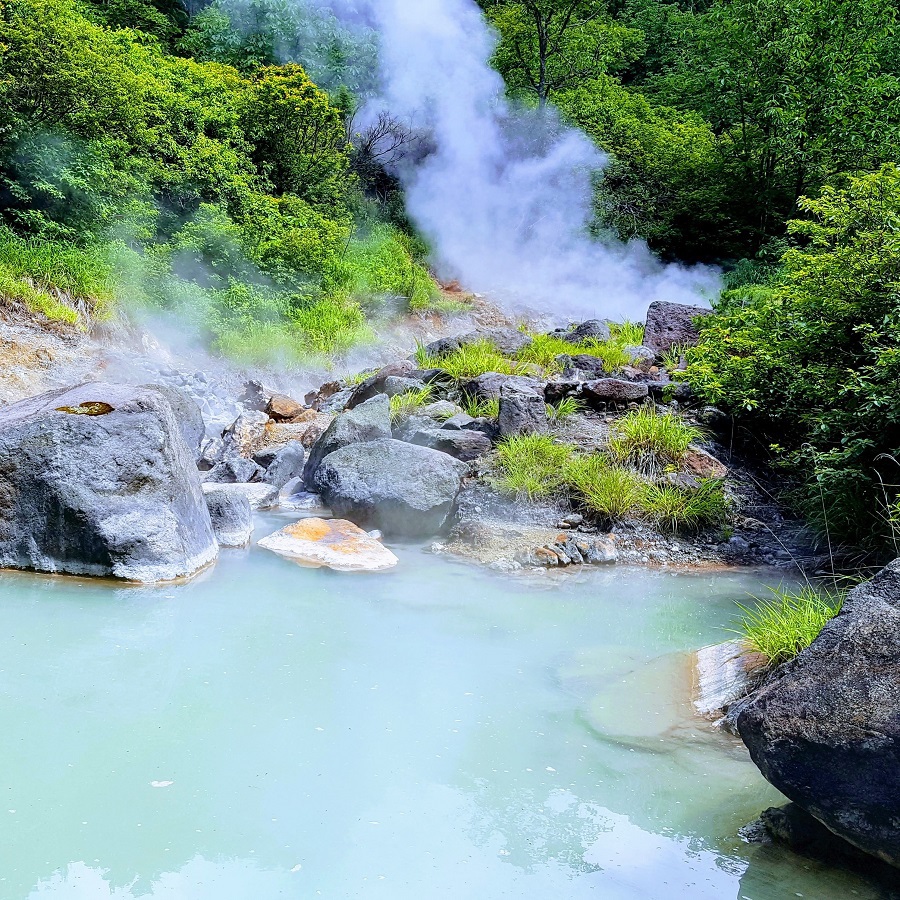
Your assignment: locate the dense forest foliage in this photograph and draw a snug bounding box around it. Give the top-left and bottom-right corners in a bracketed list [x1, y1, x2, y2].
[2, 0, 900, 555]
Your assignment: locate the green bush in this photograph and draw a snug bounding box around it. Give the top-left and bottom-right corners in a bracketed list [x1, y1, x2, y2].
[608, 404, 703, 475]
[641, 479, 729, 533]
[736, 585, 845, 666]
[495, 434, 575, 499]
[685, 166, 900, 555]
[564, 455, 647, 520]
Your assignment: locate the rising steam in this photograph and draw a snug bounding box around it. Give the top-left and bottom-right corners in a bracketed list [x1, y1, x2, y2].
[325, 0, 718, 319]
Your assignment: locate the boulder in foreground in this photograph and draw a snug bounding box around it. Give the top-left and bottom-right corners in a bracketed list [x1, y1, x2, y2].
[737, 560, 900, 868]
[313, 438, 467, 537]
[0, 382, 218, 581]
[258, 517, 398, 572]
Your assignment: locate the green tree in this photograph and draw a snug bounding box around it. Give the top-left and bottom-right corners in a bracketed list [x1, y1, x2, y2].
[686, 166, 900, 554]
[482, 0, 644, 106]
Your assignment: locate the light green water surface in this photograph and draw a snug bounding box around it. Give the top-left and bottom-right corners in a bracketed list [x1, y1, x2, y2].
[0, 513, 886, 899]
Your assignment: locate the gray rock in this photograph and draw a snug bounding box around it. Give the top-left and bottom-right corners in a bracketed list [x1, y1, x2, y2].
[551, 319, 612, 344]
[238, 380, 272, 412]
[624, 345, 657, 369]
[544, 381, 580, 404]
[383, 376, 427, 397]
[262, 440, 306, 490]
[146, 384, 205, 454]
[463, 373, 544, 402]
[204, 486, 253, 547]
[498, 382, 548, 437]
[346, 361, 416, 408]
[222, 409, 269, 458]
[408, 425, 492, 462]
[442, 413, 476, 431]
[582, 379, 649, 405]
[559, 354, 610, 380]
[0, 382, 218, 582]
[421, 400, 462, 420]
[201, 482, 278, 510]
[737, 560, 900, 868]
[425, 328, 532, 358]
[643, 300, 712, 352]
[313, 438, 467, 537]
[203, 457, 264, 484]
[303, 394, 392, 486]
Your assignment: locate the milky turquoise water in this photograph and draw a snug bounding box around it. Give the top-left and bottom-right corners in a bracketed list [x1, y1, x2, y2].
[0, 513, 885, 899]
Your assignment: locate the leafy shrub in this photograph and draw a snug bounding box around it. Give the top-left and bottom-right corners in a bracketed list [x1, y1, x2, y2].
[608, 405, 703, 475]
[641, 479, 729, 533]
[564, 455, 647, 520]
[495, 434, 575, 499]
[736, 585, 845, 666]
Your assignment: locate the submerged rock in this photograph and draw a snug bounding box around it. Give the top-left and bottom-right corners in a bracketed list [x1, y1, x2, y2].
[0, 382, 218, 581]
[737, 560, 900, 868]
[258, 517, 398, 572]
[204, 486, 253, 547]
[313, 438, 467, 537]
[643, 300, 712, 353]
[303, 394, 392, 485]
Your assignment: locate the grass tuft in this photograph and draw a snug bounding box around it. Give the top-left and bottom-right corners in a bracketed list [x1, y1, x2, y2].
[736, 585, 845, 666]
[462, 396, 501, 419]
[609, 320, 645, 346]
[641, 479, 729, 532]
[390, 385, 434, 423]
[564, 455, 647, 520]
[546, 397, 584, 423]
[495, 434, 575, 499]
[422, 338, 528, 379]
[608, 405, 704, 475]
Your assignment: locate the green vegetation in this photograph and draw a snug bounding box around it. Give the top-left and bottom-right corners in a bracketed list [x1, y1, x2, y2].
[0, 0, 440, 360]
[608, 405, 703, 475]
[495, 434, 574, 499]
[462, 396, 501, 420]
[389, 386, 434, 424]
[422, 339, 529, 380]
[642, 479, 729, 533]
[564, 456, 647, 520]
[608, 321, 645, 347]
[685, 166, 900, 556]
[736, 586, 845, 666]
[546, 397, 583, 423]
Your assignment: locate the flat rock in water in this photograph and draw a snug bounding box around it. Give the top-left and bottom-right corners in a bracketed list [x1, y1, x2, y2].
[258, 517, 398, 572]
[0, 382, 218, 582]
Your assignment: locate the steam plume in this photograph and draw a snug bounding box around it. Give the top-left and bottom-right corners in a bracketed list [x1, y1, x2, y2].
[327, 0, 718, 319]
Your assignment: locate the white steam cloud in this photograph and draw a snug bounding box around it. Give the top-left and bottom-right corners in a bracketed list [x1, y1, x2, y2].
[327, 0, 718, 319]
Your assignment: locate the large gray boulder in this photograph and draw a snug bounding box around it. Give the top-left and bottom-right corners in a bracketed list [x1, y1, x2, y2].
[643, 301, 712, 353]
[0, 382, 218, 581]
[146, 384, 205, 454]
[313, 438, 467, 536]
[737, 560, 900, 868]
[302, 394, 391, 486]
[262, 440, 306, 490]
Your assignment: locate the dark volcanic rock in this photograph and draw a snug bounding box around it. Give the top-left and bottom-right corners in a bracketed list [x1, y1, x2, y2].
[737, 560, 900, 868]
[550, 319, 612, 344]
[203, 486, 253, 547]
[262, 440, 306, 490]
[407, 425, 492, 461]
[346, 361, 416, 408]
[303, 394, 391, 485]
[462, 373, 543, 402]
[559, 355, 609, 380]
[313, 438, 468, 536]
[203, 457, 265, 484]
[581, 379, 649, 405]
[643, 301, 712, 353]
[498, 382, 548, 437]
[0, 382, 217, 581]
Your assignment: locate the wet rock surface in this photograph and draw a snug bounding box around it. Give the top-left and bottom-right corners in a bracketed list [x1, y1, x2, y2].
[313, 438, 468, 537]
[258, 517, 399, 572]
[0, 382, 218, 581]
[737, 560, 900, 868]
[204, 486, 253, 547]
